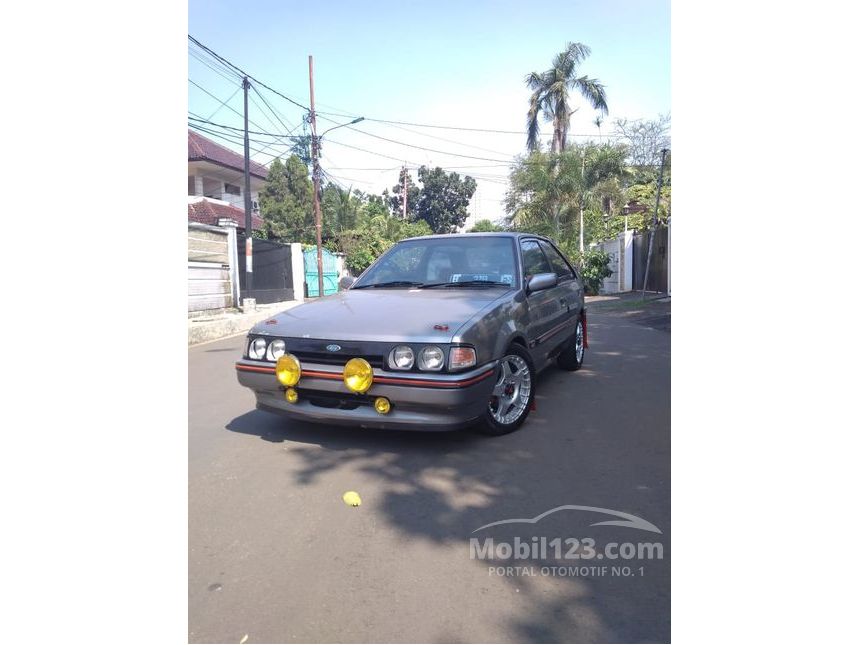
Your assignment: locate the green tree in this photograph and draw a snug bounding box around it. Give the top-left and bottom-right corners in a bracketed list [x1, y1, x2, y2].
[525, 42, 608, 153]
[289, 134, 312, 168]
[505, 143, 627, 248]
[414, 166, 477, 233]
[333, 213, 431, 274]
[387, 168, 420, 219]
[613, 116, 671, 233]
[625, 162, 671, 231]
[506, 150, 581, 240]
[259, 155, 315, 244]
[361, 193, 390, 220]
[468, 219, 505, 232]
[321, 184, 359, 236]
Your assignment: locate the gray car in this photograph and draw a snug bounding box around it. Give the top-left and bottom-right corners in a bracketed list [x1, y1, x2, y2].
[235, 232, 586, 435]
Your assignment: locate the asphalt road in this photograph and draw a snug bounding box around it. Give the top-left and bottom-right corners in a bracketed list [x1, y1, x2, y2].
[189, 308, 670, 643]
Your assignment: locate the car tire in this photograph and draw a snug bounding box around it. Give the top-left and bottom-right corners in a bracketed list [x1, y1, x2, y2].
[556, 316, 585, 371]
[478, 344, 536, 436]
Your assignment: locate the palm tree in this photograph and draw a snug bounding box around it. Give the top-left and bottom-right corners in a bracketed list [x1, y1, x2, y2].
[526, 42, 608, 153]
[505, 144, 626, 251]
[593, 115, 604, 142]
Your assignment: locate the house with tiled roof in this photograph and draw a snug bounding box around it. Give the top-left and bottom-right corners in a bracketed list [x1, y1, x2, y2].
[188, 129, 268, 230]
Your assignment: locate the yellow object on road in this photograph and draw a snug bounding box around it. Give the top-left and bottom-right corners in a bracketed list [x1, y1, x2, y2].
[342, 491, 361, 507]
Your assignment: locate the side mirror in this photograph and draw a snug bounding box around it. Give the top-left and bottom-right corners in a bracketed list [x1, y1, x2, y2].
[339, 275, 356, 290]
[527, 272, 558, 294]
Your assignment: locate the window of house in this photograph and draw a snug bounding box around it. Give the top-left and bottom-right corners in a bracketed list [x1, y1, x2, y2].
[188, 176, 196, 195]
[202, 177, 221, 199]
[539, 240, 576, 280]
[224, 183, 241, 196]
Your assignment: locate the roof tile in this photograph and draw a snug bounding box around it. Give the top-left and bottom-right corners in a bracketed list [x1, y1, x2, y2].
[188, 130, 269, 179]
[188, 198, 263, 230]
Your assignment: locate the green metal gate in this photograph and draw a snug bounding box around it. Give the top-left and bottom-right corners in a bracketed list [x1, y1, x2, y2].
[303, 247, 339, 297]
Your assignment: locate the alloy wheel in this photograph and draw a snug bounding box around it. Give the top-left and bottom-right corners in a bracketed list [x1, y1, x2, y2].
[489, 354, 532, 425]
[575, 321, 584, 363]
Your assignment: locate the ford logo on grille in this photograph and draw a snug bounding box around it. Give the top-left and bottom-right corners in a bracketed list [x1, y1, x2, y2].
[325, 344, 342, 352]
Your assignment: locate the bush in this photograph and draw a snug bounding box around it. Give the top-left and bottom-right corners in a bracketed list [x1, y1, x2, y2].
[574, 249, 613, 295]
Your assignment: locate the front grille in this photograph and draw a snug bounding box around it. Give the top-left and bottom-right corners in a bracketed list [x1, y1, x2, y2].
[292, 350, 385, 369]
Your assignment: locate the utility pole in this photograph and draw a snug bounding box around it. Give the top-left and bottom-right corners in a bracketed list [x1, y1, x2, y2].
[579, 154, 586, 254]
[308, 55, 324, 298]
[640, 148, 669, 299]
[402, 166, 408, 219]
[242, 76, 254, 298]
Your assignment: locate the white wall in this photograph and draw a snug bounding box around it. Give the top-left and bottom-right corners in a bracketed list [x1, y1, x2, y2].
[594, 238, 620, 294]
[188, 168, 260, 215]
[620, 230, 634, 292]
[290, 243, 305, 303]
[594, 231, 635, 294]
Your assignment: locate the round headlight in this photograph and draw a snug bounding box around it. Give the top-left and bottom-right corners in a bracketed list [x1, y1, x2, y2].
[389, 345, 415, 370]
[275, 353, 302, 387]
[343, 357, 373, 393]
[248, 337, 267, 360]
[374, 397, 391, 414]
[419, 346, 444, 371]
[267, 339, 286, 360]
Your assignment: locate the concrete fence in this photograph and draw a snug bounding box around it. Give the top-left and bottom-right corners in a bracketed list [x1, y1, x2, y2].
[592, 220, 671, 295]
[593, 231, 634, 294]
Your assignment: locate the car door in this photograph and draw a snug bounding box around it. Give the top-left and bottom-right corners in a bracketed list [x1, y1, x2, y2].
[520, 239, 570, 367]
[539, 239, 583, 331]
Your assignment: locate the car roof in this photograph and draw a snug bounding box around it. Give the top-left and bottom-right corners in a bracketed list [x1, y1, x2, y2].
[400, 231, 551, 243]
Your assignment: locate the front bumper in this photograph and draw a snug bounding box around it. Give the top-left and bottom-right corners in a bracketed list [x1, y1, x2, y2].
[235, 359, 499, 431]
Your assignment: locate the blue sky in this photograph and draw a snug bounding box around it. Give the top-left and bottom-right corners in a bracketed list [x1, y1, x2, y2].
[189, 0, 670, 223]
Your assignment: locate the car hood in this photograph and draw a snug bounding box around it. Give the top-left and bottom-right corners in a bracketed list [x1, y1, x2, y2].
[252, 288, 508, 343]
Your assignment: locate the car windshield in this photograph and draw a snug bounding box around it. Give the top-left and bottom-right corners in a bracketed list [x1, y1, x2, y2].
[353, 236, 517, 289]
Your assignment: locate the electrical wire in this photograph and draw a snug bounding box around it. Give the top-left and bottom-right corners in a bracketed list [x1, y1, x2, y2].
[250, 83, 299, 135]
[188, 81, 300, 160]
[188, 46, 243, 83]
[204, 86, 241, 121]
[189, 35, 310, 111]
[316, 114, 515, 163]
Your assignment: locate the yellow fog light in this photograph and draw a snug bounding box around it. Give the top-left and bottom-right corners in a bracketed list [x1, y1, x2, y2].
[374, 397, 391, 414]
[285, 387, 298, 404]
[343, 357, 373, 393]
[275, 353, 301, 386]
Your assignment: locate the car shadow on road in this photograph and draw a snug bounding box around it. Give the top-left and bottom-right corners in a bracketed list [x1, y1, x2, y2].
[223, 352, 669, 642]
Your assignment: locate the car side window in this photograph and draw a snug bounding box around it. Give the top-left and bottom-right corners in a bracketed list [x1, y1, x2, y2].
[521, 240, 552, 280]
[539, 241, 576, 281]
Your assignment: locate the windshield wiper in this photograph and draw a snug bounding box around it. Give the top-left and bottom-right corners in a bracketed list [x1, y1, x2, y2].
[424, 280, 510, 288]
[352, 280, 425, 289]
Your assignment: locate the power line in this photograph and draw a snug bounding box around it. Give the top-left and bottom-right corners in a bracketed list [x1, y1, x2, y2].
[317, 115, 515, 163]
[188, 46, 243, 83]
[370, 119, 518, 157]
[204, 86, 240, 121]
[248, 91, 290, 137]
[250, 83, 299, 135]
[188, 122, 287, 160]
[188, 115, 304, 139]
[188, 35, 310, 111]
[187, 80, 300, 159]
[188, 79, 246, 122]
[317, 109, 607, 138]
[324, 137, 422, 165]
